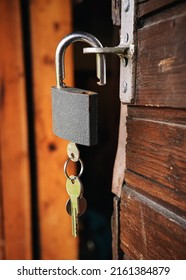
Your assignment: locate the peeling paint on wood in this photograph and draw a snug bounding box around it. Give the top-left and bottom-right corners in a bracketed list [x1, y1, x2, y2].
[158, 57, 176, 73]
[112, 104, 128, 197]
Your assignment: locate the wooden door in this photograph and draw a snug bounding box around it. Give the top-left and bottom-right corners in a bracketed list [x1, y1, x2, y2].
[0, 0, 77, 260]
[112, 0, 186, 259]
[0, 0, 32, 259]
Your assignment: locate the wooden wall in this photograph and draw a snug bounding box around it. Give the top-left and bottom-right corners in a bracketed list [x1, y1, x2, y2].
[0, 0, 77, 260]
[119, 0, 186, 259]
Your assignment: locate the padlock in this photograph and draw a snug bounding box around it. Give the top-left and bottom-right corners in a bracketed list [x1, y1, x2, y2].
[51, 32, 106, 146]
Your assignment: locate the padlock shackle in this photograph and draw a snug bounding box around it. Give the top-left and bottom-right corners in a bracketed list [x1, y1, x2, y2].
[55, 31, 106, 88]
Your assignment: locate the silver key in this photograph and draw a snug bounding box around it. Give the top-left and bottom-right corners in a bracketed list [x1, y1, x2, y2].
[67, 142, 80, 162]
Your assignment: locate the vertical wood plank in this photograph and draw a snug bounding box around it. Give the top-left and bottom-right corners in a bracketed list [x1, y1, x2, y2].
[111, 196, 123, 260]
[0, 140, 5, 259]
[30, 0, 77, 259]
[112, 104, 127, 197]
[0, 0, 32, 259]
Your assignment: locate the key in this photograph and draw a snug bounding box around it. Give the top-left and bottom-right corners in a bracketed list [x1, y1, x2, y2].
[66, 196, 87, 217]
[67, 142, 80, 162]
[66, 176, 82, 237]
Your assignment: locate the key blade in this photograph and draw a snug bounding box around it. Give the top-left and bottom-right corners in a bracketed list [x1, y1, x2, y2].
[70, 195, 79, 237]
[66, 177, 83, 237]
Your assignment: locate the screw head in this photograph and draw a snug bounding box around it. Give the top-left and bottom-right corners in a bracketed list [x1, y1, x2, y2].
[124, 33, 129, 43]
[123, 57, 128, 67]
[123, 0, 130, 12]
[122, 81, 127, 93]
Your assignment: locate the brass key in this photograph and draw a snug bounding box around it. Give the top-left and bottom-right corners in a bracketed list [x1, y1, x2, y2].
[66, 176, 82, 237]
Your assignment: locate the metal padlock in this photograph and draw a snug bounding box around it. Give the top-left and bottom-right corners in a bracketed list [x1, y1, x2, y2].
[51, 32, 106, 146]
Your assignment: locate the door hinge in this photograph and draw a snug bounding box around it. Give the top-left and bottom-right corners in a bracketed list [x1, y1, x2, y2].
[83, 0, 136, 103]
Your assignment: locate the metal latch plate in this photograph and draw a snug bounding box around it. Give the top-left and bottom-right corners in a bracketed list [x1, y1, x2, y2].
[120, 0, 136, 103]
[83, 0, 136, 104]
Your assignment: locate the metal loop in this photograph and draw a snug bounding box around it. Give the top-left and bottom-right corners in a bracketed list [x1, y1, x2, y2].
[64, 158, 84, 180]
[55, 31, 106, 88]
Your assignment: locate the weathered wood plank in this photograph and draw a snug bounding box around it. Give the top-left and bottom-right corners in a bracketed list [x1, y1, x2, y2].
[119, 0, 186, 261]
[111, 196, 123, 259]
[127, 107, 186, 208]
[128, 106, 186, 125]
[0, 145, 5, 260]
[125, 170, 186, 215]
[0, 0, 32, 259]
[112, 104, 127, 196]
[120, 186, 186, 259]
[126, 118, 186, 193]
[30, 0, 77, 259]
[138, 0, 180, 17]
[136, 2, 186, 107]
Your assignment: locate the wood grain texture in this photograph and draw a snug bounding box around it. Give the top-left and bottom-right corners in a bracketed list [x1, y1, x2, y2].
[118, 0, 186, 261]
[123, 106, 186, 259]
[112, 104, 127, 196]
[138, 0, 179, 17]
[111, 196, 123, 259]
[128, 106, 186, 125]
[125, 170, 186, 216]
[136, 2, 186, 107]
[0, 0, 32, 259]
[0, 141, 5, 260]
[120, 186, 186, 259]
[30, 0, 77, 259]
[126, 117, 186, 193]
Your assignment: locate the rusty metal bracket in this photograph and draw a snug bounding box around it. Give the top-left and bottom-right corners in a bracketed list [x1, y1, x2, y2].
[83, 0, 136, 103]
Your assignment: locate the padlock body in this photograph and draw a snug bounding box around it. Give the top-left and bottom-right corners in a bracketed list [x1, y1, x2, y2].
[51, 86, 98, 146]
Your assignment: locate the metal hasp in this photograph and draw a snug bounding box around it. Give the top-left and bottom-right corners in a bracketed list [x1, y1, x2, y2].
[83, 0, 136, 103]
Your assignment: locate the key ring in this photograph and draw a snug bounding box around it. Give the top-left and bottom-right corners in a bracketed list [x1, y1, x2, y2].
[64, 158, 84, 180]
